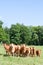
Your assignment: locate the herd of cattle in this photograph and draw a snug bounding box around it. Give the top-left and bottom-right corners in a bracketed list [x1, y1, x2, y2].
[3, 43, 41, 57]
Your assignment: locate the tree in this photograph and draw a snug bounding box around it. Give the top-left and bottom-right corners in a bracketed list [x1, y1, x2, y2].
[0, 20, 3, 27]
[0, 21, 10, 44]
[31, 32, 39, 45]
[10, 24, 21, 44]
[4, 27, 10, 43]
[20, 24, 32, 45]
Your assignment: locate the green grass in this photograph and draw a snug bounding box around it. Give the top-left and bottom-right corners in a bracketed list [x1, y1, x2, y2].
[0, 44, 43, 65]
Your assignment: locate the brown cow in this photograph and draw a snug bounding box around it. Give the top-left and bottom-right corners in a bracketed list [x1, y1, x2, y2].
[10, 43, 17, 56]
[3, 43, 12, 55]
[30, 47, 36, 57]
[20, 44, 26, 56]
[15, 45, 20, 56]
[10, 44, 21, 56]
[24, 46, 30, 56]
[36, 49, 41, 57]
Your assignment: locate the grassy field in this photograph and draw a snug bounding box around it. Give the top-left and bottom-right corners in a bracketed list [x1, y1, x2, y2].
[0, 44, 43, 65]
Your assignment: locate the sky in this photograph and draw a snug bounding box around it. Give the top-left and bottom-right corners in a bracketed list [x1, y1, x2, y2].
[0, 0, 43, 27]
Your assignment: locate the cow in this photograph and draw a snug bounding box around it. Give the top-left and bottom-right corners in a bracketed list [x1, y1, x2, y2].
[3, 43, 12, 55]
[10, 43, 17, 56]
[15, 45, 20, 56]
[30, 47, 36, 57]
[20, 44, 26, 57]
[10, 43, 21, 56]
[24, 46, 30, 56]
[36, 49, 41, 57]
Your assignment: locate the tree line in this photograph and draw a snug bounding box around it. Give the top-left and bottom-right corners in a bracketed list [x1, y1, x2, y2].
[0, 21, 43, 45]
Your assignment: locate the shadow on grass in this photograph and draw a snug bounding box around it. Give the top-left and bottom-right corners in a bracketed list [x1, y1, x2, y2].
[0, 53, 3, 55]
[0, 53, 9, 57]
[3, 54, 10, 57]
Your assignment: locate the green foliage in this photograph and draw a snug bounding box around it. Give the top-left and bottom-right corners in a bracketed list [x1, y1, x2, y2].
[0, 20, 3, 27]
[0, 20, 43, 45]
[10, 24, 21, 44]
[4, 27, 10, 43]
[0, 21, 10, 44]
[20, 25, 32, 44]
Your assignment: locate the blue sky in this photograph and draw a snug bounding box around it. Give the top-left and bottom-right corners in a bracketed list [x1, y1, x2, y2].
[0, 0, 43, 27]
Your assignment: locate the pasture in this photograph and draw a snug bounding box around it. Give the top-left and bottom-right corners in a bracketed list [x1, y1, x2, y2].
[0, 44, 43, 65]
